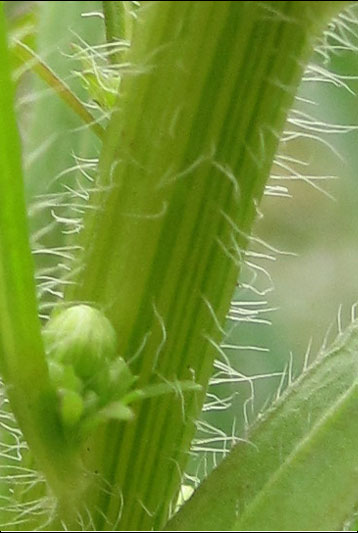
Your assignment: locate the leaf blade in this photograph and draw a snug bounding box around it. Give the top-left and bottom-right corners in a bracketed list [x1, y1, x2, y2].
[167, 321, 358, 531]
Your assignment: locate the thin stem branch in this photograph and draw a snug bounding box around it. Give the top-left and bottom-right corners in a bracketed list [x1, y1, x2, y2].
[14, 40, 105, 139]
[102, 1, 127, 63]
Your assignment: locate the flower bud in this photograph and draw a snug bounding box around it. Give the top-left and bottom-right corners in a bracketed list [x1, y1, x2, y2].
[43, 305, 118, 391]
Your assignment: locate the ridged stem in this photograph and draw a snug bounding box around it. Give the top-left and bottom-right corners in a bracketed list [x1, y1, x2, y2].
[66, 1, 346, 530]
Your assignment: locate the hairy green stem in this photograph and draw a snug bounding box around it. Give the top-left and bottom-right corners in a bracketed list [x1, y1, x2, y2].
[102, 0, 128, 62]
[64, 1, 346, 530]
[0, 0, 349, 530]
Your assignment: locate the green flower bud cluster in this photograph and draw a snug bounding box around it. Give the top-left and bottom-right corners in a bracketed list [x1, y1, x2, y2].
[43, 305, 136, 440]
[43, 305, 201, 444]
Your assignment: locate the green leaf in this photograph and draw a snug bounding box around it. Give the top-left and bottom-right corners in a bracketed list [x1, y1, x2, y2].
[167, 320, 358, 531]
[73, 42, 120, 111]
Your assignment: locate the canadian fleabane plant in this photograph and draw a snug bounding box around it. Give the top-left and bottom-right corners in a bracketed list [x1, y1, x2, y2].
[0, 1, 357, 530]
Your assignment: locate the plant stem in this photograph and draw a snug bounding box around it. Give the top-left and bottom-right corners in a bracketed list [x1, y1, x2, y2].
[14, 41, 104, 139]
[0, 2, 82, 505]
[64, 2, 347, 530]
[102, 1, 128, 62]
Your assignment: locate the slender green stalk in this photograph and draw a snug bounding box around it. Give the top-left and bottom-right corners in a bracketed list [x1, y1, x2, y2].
[14, 41, 104, 139]
[0, 3, 82, 504]
[64, 2, 345, 529]
[102, 0, 128, 61]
